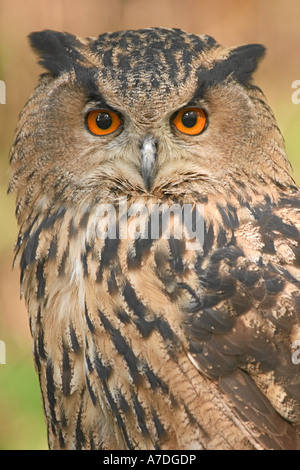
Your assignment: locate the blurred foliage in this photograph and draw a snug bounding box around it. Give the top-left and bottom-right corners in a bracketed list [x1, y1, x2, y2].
[0, 337, 47, 450]
[0, 0, 299, 450]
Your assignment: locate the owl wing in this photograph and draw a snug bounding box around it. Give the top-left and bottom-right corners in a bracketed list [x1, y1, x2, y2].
[164, 192, 300, 449]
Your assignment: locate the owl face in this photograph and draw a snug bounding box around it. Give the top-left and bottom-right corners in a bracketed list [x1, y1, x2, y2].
[9, 28, 289, 224]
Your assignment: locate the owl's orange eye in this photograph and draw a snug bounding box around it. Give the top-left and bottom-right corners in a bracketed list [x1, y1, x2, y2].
[173, 107, 207, 135]
[86, 109, 121, 136]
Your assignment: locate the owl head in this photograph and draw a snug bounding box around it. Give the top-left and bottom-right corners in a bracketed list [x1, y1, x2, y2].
[9, 28, 294, 230]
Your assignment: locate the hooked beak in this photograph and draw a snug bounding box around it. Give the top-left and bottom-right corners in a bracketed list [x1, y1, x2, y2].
[140, 135, 157, 191]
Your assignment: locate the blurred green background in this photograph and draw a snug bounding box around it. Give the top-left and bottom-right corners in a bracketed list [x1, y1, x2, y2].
[0, 0, 299, 450]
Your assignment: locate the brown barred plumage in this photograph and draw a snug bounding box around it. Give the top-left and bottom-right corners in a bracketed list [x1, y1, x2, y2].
[9, 28, 300, 450]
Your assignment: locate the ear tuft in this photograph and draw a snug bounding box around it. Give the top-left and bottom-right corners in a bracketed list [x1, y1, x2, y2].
[28, 30, 84, 76]
[196, 43, 266, 94]
[228, 44, 266, 84]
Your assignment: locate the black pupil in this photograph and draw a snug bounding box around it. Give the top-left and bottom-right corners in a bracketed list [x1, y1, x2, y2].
[182, 111, 197, 128]
[96, 112, 113, 130]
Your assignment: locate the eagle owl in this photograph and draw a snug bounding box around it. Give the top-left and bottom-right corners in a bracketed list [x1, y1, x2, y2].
[9, 28, 300, 450]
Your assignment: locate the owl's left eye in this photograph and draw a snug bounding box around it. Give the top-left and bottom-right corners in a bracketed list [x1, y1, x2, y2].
[86, 109, 122, 136]
[172, 107, 207, 135]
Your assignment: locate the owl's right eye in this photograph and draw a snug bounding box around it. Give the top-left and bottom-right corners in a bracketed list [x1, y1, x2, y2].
[86, 109, 122, 136]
